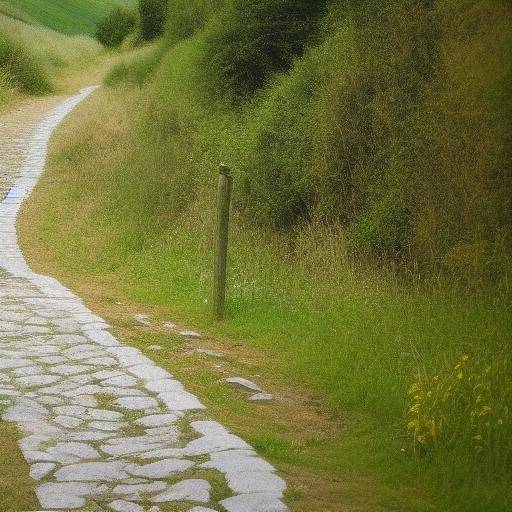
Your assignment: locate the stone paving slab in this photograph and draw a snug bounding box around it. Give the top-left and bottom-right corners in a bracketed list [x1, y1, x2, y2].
[0, 88, 288, 511]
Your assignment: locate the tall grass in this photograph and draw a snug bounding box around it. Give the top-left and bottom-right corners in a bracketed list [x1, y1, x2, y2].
[0, 14, 100, 105]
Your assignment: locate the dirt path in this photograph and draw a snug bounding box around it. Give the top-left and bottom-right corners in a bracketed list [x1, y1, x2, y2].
[0, 89, 288, 512]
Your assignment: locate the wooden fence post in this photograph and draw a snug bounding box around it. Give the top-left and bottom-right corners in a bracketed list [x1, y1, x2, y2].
[213, 164, 232, 320]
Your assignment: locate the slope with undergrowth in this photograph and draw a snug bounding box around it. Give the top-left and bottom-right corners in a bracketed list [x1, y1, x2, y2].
[0, 0, 136, 35]
[20, 1, 512, 511]
[0, 13, 100, 108]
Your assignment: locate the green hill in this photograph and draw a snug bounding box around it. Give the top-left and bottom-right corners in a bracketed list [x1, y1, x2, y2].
[0, 0, 136, 35]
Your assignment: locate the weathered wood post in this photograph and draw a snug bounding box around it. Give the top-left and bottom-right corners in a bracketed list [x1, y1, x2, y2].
[213, 163, 232, 320]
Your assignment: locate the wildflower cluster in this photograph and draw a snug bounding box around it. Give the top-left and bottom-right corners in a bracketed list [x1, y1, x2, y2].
[407, 355, 510, 456]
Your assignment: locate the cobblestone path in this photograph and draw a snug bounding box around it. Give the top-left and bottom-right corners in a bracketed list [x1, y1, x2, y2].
[0, 88, 288, 512]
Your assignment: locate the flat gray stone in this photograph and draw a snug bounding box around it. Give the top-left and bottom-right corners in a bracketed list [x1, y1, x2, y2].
[113, 481, 166, 497]
[89, 421, 126, 431]
[100, 439, 164, 457]
[195, 348, 223, 358]
[109, 500, 144, 512]
[158, 391, 205, 411]
[54, 461, 128, 482]
[127, 458, 194, 479]
[226, 471, 286, 495]
[152, 479, 211, 503]
[36, 482, 106, 509]
[17, 374, 61, 387]
[47, 442, 100, 463]
[199, 449, 274, 473]
[55, 415, 83, 428]
[184, 433, 251, 456]
[52, 364, 92, 375]
[146, 379, 183, 393]
[84, 329, 119, 347]
[29, 462, 56, 480]
[220, 494, 288, 512]
[226, 377, 262, 393]
[102, 374, 139, 387]
[249, 393, 274, 401]
[179, 330, 201, 338]
[135, 413, 181, 427]
[133, 314, 151, 325]
[117, 396, 158, 410]
[127, 364, 172, 381]
[88, 408, 123, 421]
[53, 405, 86, 417]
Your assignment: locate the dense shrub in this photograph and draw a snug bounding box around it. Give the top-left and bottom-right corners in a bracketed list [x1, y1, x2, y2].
[139, 0, 168, 41]
[0, 32, 53, 94]
[96, 8, 136, 48]
[201, 0, 328, 101]
[106, 0, 512, 283]
[164, 0, 218, 46]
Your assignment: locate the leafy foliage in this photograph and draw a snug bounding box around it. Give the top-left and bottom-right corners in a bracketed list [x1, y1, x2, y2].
[96, 7, 136, 48]
[138, 0, 168, 41]
[201, 0, 328, 101]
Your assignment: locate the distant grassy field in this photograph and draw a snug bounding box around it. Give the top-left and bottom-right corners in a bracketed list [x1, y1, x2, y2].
[0, 0, 136, 35]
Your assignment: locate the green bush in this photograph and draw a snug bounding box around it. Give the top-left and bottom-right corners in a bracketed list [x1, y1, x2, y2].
[139, 0, 168, 41]
[201, 0, 327, 101]
[0, 32, 53, 94]
[96, 8, 136, 48]
[105, 0, 512, 284]
[165, 0, 217, 46]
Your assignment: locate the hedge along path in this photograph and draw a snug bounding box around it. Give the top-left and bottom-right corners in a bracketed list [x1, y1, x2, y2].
[0, 88, 288, 512]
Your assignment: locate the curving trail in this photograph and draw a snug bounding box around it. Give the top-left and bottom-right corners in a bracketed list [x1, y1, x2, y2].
[0, 88, 288, 512]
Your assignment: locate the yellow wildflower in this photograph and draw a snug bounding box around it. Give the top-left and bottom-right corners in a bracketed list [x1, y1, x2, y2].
[456, 371, 463, 380]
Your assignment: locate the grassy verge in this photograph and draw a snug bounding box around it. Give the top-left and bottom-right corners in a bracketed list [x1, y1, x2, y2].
[19, 85, 512, 511]
[0, 400, 38, 511]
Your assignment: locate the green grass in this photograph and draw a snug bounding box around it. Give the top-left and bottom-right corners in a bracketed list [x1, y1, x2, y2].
[0, 401, 38, 511]
[19, 84, 512, 511]
[15, 0, 512, 510]
[0, 0, 136, 35]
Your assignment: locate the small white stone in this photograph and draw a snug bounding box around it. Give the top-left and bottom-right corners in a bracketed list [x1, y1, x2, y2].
[133, 314, 151, 325]
[179, 330, 201, 338]
[226, 377, 262, 393]
[249, 392, 274, 401]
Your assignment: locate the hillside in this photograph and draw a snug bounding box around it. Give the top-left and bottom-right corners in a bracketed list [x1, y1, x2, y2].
[19, 1, 512, 511]
[0, 0, 136, 35]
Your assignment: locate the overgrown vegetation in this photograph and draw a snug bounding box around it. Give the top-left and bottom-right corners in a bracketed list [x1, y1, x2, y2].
[96, 7, 136, 48]
[0, 13, 100, 107]
[20, 0, 512, 510]
[139, 0, 167, 41]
